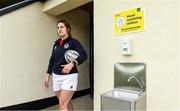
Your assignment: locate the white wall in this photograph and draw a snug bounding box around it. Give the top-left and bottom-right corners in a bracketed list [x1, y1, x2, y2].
[0, 2, 57, 107]
[94, 0, 180, 110]
[145, 1, 179, 110]
[0, 17, 2, 107]
[176, 3, 180, 109]
[57, 9, 90, 90]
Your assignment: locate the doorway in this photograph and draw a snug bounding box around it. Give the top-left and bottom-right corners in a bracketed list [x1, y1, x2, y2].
[79, 1, 94, 97]
[56, 1, 94, 97]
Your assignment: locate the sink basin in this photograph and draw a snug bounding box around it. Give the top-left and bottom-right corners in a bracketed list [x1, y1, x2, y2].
[103, 88, 145, 102]
[112, 90, 140, 100]
[101, 88, 146, 110]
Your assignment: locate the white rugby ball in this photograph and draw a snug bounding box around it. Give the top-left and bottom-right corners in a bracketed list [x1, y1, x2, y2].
[65, 50, 79, 63]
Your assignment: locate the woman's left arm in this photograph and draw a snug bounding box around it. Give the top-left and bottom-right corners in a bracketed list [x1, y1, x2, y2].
[61, 39, 87, 74]
[73, 39, 88, 66]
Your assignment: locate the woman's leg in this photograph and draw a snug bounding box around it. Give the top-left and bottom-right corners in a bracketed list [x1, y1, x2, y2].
[55, 91, 61, 99]
[68, 101, 74, 110]
[59, 90, 74, 111]
[55, 91, 61, 110]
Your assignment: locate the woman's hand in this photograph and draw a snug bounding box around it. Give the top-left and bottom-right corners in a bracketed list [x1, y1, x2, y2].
[61, 62, 74, 74]
[44, 74, 51, 88]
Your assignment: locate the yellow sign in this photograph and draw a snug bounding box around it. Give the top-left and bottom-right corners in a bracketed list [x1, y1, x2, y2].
[114, 6, 144, 35]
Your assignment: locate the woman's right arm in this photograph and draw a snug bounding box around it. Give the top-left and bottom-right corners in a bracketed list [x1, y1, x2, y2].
[47, 44, 56, 75]
[44, 44, 55, 88]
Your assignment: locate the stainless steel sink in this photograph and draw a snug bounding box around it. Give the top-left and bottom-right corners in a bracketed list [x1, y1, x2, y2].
[112, 89, 142, 100]
[101, 88, 146, 111]
[101, 63, 146, 111]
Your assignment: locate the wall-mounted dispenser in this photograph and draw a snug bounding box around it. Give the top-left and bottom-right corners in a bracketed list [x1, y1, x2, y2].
[120, 37, 132, 56]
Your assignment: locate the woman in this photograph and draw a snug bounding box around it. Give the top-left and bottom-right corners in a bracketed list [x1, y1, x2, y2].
[44, 20, 87, 111]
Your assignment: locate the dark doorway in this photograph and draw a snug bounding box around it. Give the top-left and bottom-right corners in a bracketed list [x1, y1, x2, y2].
[79, 1, 94, 97]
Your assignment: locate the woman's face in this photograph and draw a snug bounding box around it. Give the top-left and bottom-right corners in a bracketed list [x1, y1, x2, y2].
[57, 22, 68, 37]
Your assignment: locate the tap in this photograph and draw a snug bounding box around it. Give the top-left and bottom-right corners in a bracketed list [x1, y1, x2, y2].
[128, 76, 144, 95]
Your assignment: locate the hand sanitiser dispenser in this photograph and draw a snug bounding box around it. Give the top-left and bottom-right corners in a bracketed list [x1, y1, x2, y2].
[120, 37, 132, 56]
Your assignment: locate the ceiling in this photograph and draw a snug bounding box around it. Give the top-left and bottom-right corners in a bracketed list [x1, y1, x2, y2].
[0, 0, 93, 16]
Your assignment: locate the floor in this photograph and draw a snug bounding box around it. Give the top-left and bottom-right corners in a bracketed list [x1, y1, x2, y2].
[41, 95, 93, 111]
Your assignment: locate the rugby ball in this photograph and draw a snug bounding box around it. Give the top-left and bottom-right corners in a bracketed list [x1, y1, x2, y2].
[65, 50, 79, 63]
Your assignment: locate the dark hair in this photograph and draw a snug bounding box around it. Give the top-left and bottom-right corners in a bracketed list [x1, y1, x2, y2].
[57, 19, 71, 36]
